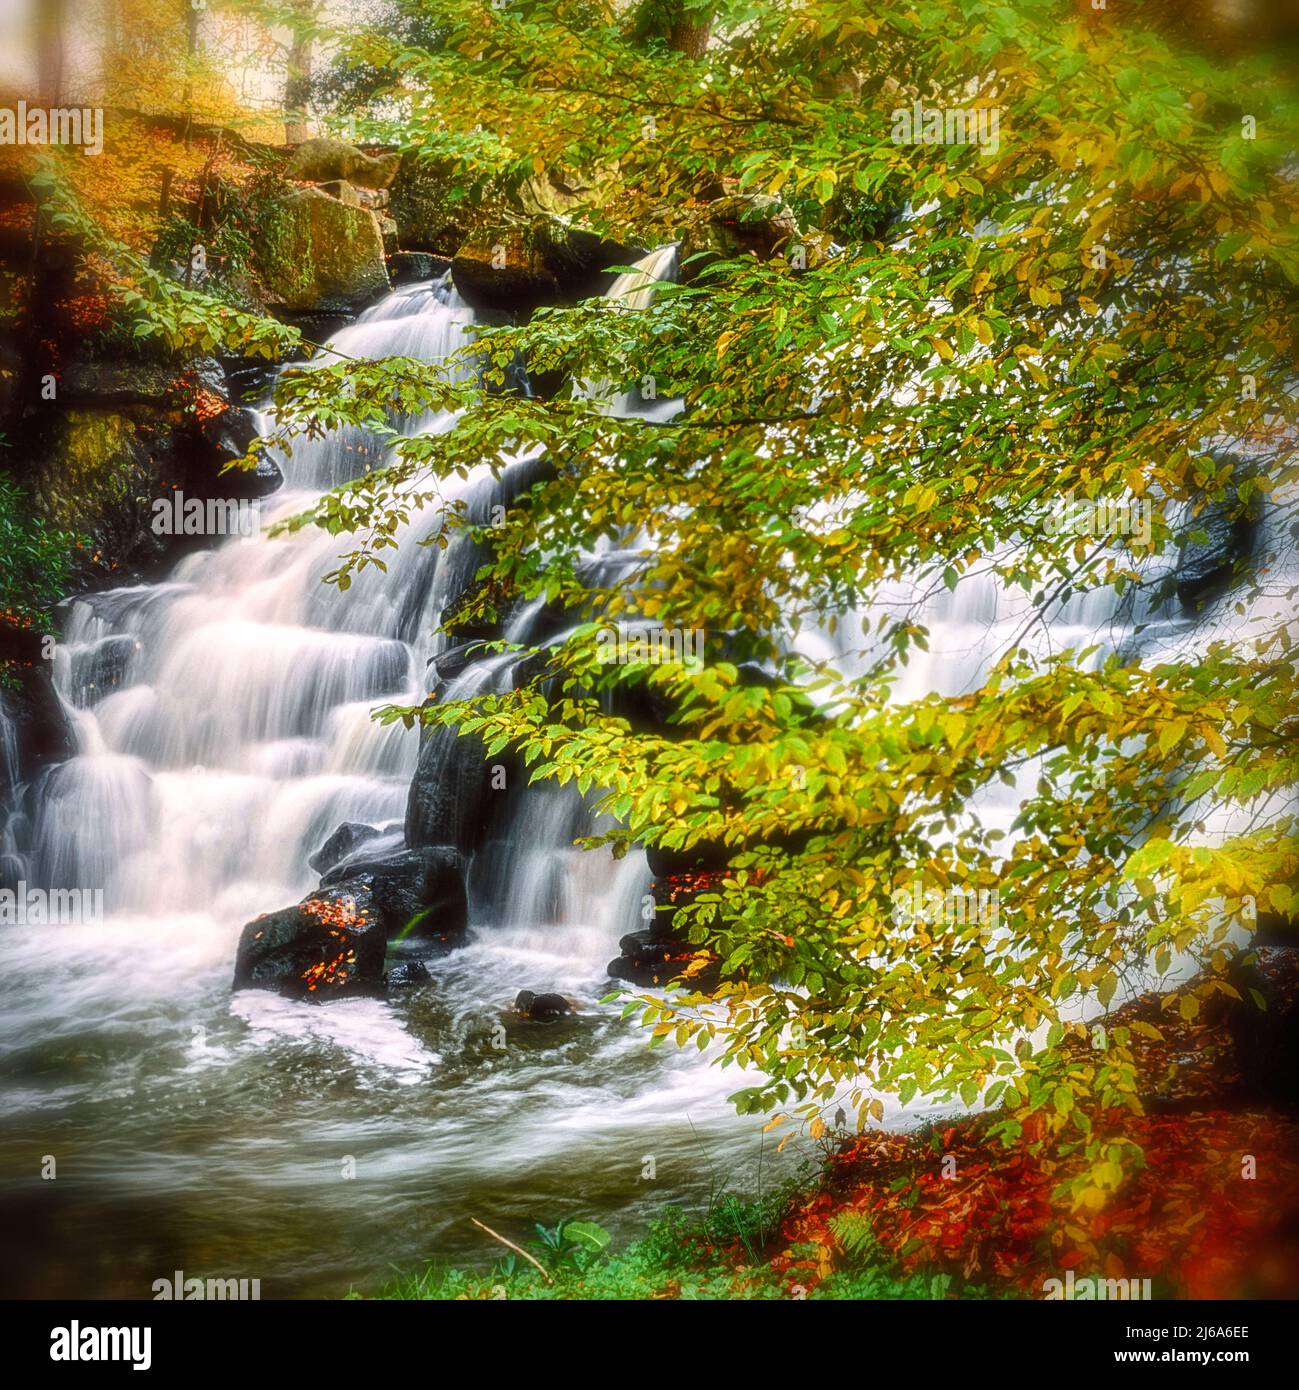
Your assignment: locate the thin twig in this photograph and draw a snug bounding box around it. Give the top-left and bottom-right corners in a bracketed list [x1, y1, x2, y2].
[469, 1217, 553, 1284]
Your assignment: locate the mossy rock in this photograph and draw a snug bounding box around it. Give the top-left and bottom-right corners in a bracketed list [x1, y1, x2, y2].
[37, 411, 147, 530]
[450, 227, 560, 315]
[679, 194, 812, 281]
[389, 153, 478, 255]
[256, 187, 390, 312]
[451, 218, 643, 315]
[286, 138, 400, 190]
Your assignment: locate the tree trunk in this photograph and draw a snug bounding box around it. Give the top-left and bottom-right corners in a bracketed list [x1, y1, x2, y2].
[182, 0, 200, 150]
[284, 3, 316, 145]
[666, 3, 711, 57]
[36, 0, 65, 105]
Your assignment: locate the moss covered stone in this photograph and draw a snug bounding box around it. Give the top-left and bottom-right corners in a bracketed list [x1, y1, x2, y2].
[38, 411, 144, 530]
[256, 187, 390, 312]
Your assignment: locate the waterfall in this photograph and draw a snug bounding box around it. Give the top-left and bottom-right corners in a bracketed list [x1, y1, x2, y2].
[36, 279, 489, 919]
[606, 245, 680, 310]
[3, 252, 1292, 1297]
[0, 694, 23, 882]
[20, 263, 669, 1007]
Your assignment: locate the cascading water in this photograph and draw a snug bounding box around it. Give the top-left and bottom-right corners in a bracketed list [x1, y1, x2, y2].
[1, 254, 1291, 1297]
[0, 267, 796, 1298]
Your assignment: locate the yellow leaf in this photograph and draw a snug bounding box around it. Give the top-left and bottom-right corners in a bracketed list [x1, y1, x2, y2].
[1201, 724, 1227, 758]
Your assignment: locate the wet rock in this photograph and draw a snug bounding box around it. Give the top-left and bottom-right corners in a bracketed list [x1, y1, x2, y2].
[451, 220, 642, 315]
[389, 251, 451, 286]
[428, 640, 490, 686]
[234, 846, 467, 1001]
[513, 989, 576, 1021]
[440, 573, 519, 644]
[220, 447, 283, 501]
[286, 138, 400, 191]
[190, 383, 281, 500]
[66, 634, 137, 708]
[221, 358, 276, 405]
[0, 621, 77, 803]
[606, 929, 719, 991]
[451, 229, 559, 316]
[320, 845, 468, 940]
[308, 821, 383, 876]
[387, 959, 432, 988]
[405, 698, 516, 855]
[233, 884, 388, 1000]
[268, 306, 360, 348]
[1225, 944, 1299, 1108]
[1175, 495, 1260, 612]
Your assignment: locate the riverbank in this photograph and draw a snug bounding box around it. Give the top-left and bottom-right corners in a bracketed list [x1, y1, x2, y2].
[380, 954, 1299, 1300]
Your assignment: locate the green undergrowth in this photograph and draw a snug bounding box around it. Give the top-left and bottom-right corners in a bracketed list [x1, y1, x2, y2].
[371, 1190, 999, 1301]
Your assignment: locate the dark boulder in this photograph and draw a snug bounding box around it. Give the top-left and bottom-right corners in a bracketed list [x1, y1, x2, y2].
[221, 358, 276, 407]
[405, 700, 516, 854]
[1225, 945, 1299, 1108]
[428, 640, 490, 686]
[440, 573, 519, 644]
[268, 305, 359, 345]
[233, 884, 388, 1000]
[451, 220, 643, 315]
[234, 847, 468, 1002]
[1175, 495, 1260, 613]
[67, 633, 137, 708]
[451, 230, 559, 316]
[190, 383, 281, 501]
[0, 620, 77, 803]
[389, 251, 451, 286]
[320, 845, 468, 941]
[513, 989, 576, 1021]
[606, 929, 720, 991]
[387, 959, 432, 988]
[308, 820, 383, 876]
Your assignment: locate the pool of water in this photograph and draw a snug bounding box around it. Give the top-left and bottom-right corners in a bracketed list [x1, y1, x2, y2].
[0, 908, 815, 1299]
